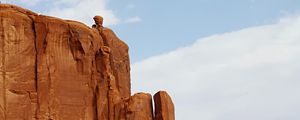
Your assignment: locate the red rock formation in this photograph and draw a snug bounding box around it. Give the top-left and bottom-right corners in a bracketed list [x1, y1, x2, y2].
[154, 91, 175, 120]
[0, 4, 174, 120]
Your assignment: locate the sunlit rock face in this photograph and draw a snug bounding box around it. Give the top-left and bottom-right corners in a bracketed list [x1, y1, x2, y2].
[0, 4, 174, 120]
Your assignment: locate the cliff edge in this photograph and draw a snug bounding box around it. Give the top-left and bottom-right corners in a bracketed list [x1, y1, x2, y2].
[0, 4, 174, 120]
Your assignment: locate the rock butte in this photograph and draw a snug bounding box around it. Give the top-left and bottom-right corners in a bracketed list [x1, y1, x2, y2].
[0, 4, 175, 120]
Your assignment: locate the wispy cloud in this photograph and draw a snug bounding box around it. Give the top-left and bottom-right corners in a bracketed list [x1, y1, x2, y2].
[124, 16, 142, 23]
[3, 0, 143, 26]
[2, 0, 41, 6]
[4, 0, 120, 26]
[132, 15, 300, 119]
[18, 0, 41, 6]
[46, 0, 120, 26]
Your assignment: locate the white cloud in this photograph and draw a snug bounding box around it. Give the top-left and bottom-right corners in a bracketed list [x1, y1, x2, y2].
[46, 0, 119, 26]
[5, 0, 119, 25]
[20, 0, 41, 6]
[2, 0, 41, 6]
[124, 16, 142, 23]
[3, 0, 141, 26]
[132, 15, 300, 120]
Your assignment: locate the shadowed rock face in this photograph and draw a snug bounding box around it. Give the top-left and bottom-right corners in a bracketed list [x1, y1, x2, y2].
[154, 91, 175, 120]
[0, 4, 174, 120]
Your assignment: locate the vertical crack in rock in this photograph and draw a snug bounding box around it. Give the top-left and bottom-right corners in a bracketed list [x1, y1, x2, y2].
[95, 48, 109, 120]
[94, 85, 99, 120]
[29, 14, 38, 120]
[34, 15, 51, 119]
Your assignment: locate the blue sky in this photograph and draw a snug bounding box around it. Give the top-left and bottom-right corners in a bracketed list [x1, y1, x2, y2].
[109, 0, 300, 62]
[3, 0, 300, 119]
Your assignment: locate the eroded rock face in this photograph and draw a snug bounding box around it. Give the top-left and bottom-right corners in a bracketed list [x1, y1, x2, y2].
[0, 4, 174, 120]
[154, 91, 175, 120]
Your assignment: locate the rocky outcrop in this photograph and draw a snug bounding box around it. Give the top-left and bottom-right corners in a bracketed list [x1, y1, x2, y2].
[154, 91, 175, 120]
[0, 4, 174, 120]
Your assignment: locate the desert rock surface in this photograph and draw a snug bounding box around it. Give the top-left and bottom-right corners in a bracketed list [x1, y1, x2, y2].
[0, 4, 174, 120]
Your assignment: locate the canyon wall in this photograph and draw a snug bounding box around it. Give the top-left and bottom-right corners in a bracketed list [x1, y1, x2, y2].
[0, 4, 174, 120]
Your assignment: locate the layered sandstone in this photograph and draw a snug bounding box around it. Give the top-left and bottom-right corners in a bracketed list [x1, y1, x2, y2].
[0, 4, 174, 120]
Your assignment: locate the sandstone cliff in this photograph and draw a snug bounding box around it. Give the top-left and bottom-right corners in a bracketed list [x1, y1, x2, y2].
[0, 4, 174, 120]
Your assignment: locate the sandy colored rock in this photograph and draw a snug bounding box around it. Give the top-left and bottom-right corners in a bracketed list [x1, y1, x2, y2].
[126, 93, 154, 120]
[94, 16, 104, 26]
[154, 91, 175, 120]
[35, 15, 103, 119]
[0, 4, 174, 120]
[0, 5, 37, 120]
[115, 93, 154, 120]
[101, 28, 131, 99]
